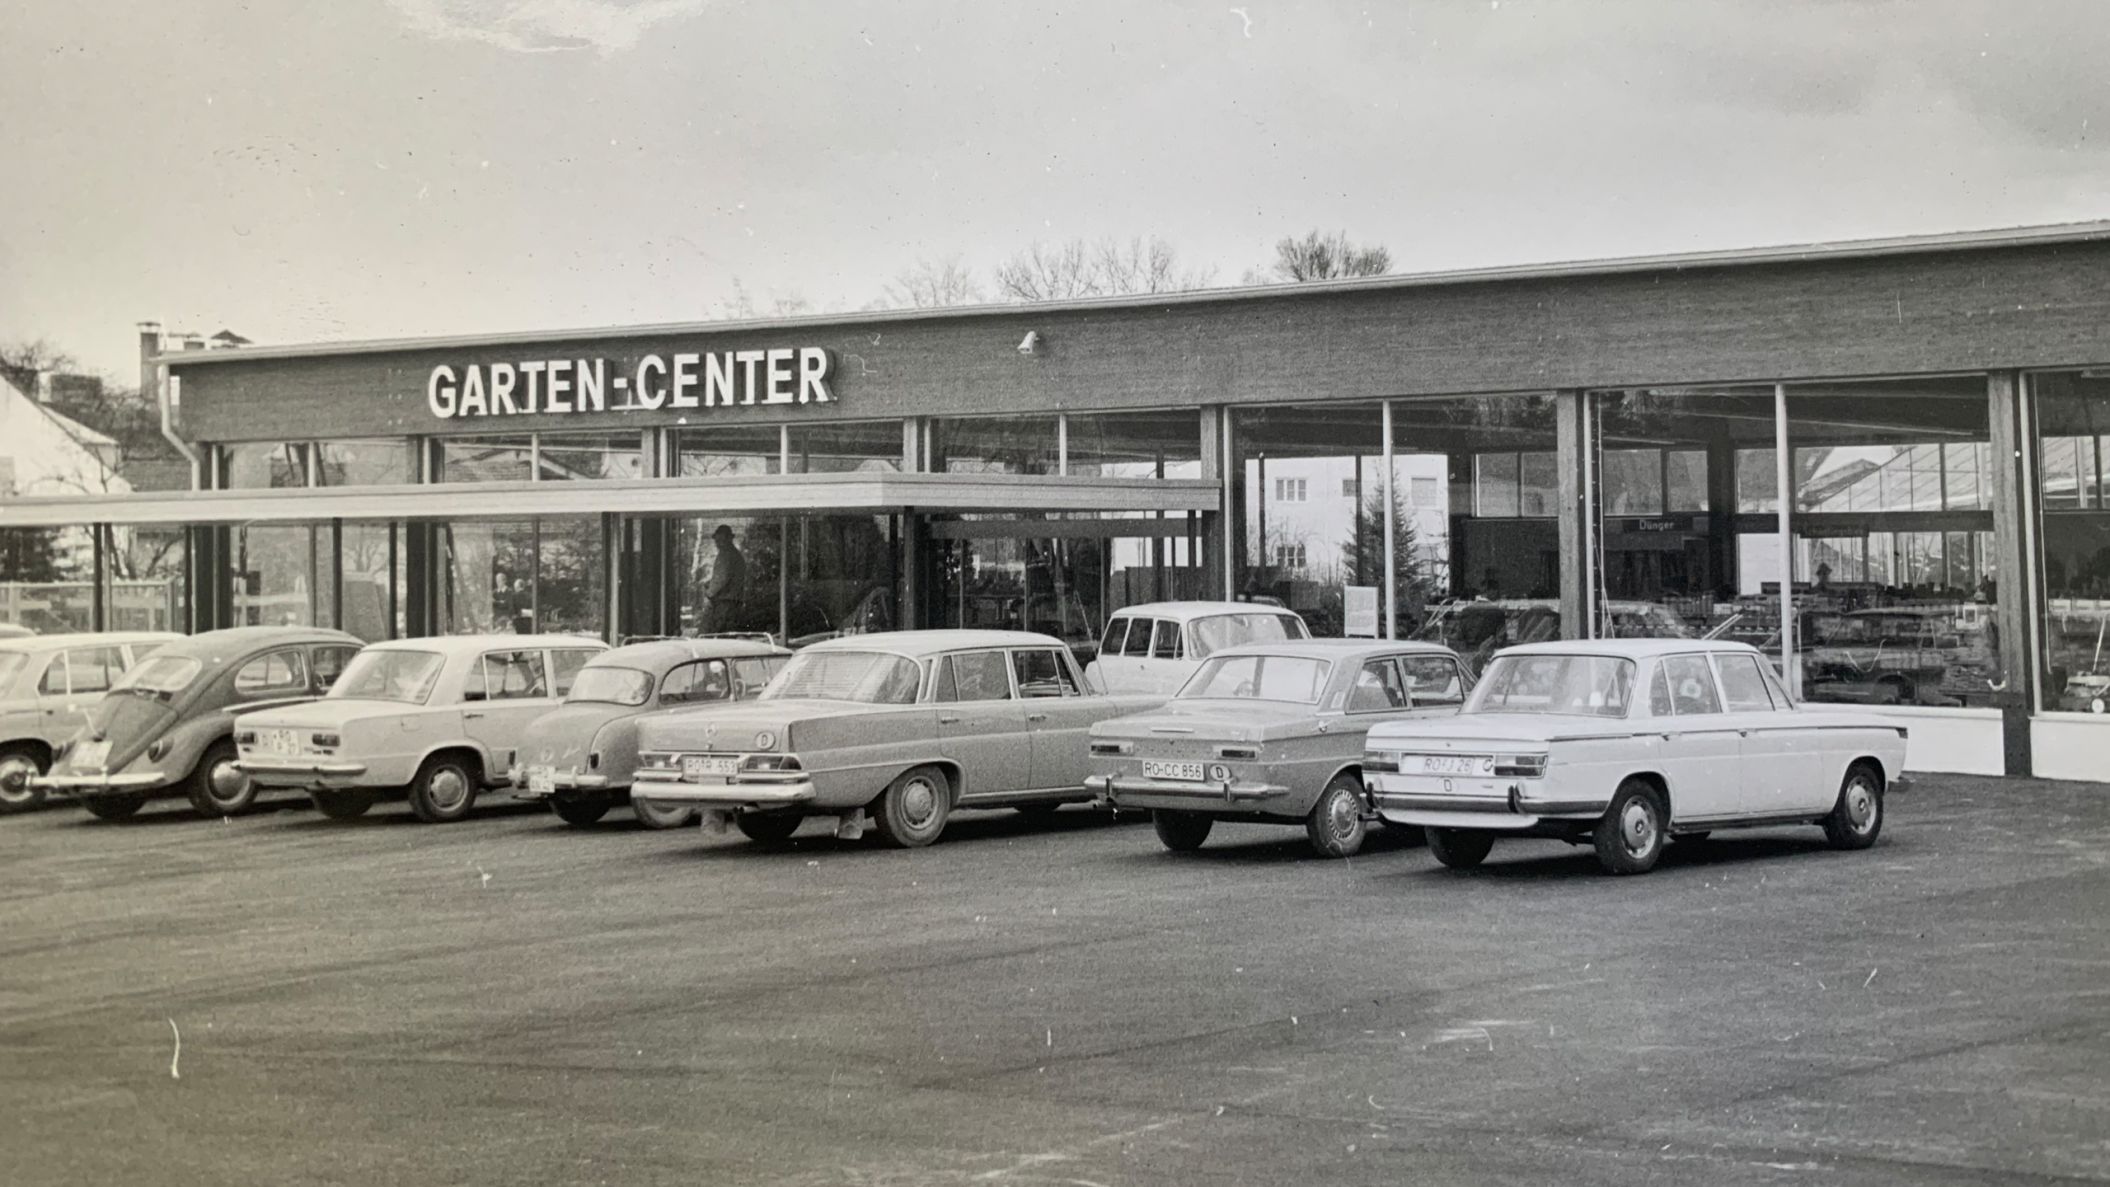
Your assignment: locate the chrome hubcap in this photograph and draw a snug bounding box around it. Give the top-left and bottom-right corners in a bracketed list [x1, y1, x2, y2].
[1621, 799, 1657, 856]
[209, 759, 250, 801]
[900, 778, 938, 829]
[1327, 792, 1359, 839]
[0, 757, 39, 803]
[429, 767, 470, 812]
[1845, 779, 1877, 831]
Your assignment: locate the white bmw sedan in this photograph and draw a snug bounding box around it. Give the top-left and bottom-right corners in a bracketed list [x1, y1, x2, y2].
[1361, 639, 1910, 875]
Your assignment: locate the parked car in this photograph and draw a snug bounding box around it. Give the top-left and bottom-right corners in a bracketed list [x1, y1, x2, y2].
[34, 627, 363, 820]
[1082, 602, 1310, 695]
[234, 634, 608, 822]
[632, 629, 1164, 847]
[511, 637, 790, 827]
[1084, 639, 1474, 857]
[0, 631, 181, 813]
[1362, 639, 1910, 875]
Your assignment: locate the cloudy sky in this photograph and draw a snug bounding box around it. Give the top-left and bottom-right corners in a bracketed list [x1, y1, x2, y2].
[3, 0, 2108, 379]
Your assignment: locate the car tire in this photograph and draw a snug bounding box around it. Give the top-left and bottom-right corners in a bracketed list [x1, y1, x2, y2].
[1305, 774, 1368, 858]
[734, 810, 803, 846]
[81, 792, 146, 821]
[310, 788, 375, 820]
[1152, 809, 1213, 852]
[871, 766, 951, 848]
[184, 739, 257, 817]
[549, 792, 612, 827]
[407, 752, 479, 824]
[630, 797, 696, 830]
[1823, 762, 1884, 850]
[0, 744, 48, 813]
[1594, 779, 1668, 875]
[1425, 827, 1494, 869]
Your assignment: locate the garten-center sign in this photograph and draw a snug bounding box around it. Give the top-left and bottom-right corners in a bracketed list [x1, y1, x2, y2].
[426, 346, 833, 420]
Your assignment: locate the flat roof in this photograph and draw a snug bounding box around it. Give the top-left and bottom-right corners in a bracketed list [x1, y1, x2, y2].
[156, 219, 2110, 369]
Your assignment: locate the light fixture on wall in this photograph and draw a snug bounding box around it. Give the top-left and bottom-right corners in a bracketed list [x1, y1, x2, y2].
[1017, 331, 1042, 357]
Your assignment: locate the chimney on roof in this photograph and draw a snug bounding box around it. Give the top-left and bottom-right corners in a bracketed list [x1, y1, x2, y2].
[138, 321, 163, 404]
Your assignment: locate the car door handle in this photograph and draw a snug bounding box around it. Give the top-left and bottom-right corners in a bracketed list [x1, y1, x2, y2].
[464, 711, 485, 720]
[1738, 729, 1750, 738]
[1027, 712, 1048, 723]
[938, 714, 960, 724]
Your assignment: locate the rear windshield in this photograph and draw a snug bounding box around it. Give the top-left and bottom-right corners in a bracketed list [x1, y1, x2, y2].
[116, 655, 203, 696]
[763, 650, 922, 705]
[1181, 654, 1332, 703]
[330, 650, 445, 704]
[566, 666, 654, 707]
[1190, 613, 1307, 659]
[1470, 654, 1636, 718]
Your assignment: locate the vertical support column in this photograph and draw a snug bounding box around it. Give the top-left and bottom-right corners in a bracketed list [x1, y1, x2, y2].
[1705, 433, 1736, 599]
[1987, 370, 2035, 775]
[91, 524, 108, 632]
[404, 521, 434, 637]
[1199, 406, 1225, 600]
[602, 511, 619, 644]
[330, 519, 344, 631]
[1775, 383, 1797, 695]
[1381, 400, 1397, 639]
[1555, 390, 1587, 640]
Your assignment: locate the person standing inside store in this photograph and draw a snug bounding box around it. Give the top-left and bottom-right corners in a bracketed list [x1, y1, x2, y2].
[702, 525, 748, 633]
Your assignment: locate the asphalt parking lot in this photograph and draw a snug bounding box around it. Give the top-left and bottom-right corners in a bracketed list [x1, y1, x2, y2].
[3, 776, 2108, 1186]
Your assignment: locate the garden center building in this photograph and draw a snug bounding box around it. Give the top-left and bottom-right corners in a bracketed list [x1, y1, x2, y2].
[5, 221, 2110, 781]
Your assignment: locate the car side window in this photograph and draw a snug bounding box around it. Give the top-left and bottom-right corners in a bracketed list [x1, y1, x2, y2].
[948, 651, 1015, 701]
[1661, 655, 1723, 715]
[1398, 655, 1466, 706]
[480, 650, 548, 701]
[662, 659, 732, 704]
[931, 656, 960, 702]
[730, 656, 779, 697]
[1347, 659, 1411, 712]
[550, 649, 596, 696]
[1099, 618, 1131, 659]
[1650, 667, 1675, 716]
[37, 655, 66, 696]
[1758, 661, 1795, 709]
[1713, 653, 1776, 712]
[1012, 649, 1080, 698]
[312, 645, 360, 690]
[235, 649, 308, 698]
[1150, 620, 1182, 660]
[67, 647, 125, 695]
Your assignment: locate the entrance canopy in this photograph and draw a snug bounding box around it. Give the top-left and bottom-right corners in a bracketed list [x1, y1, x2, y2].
[0, 472, 1221, 527]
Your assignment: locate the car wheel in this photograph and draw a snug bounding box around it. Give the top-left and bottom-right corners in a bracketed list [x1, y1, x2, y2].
[80, 792, 146, 821]
[1425, 827, 1494, 869]
[1823, 762, 1884, 850]
[1305, 774, 1368, 858]
[1152, 809, 1213, 852]
[408, 753, 479, 824]
[871, 766, 950, 848]
[0, 744, 48, 813]
[1594, 779, 1667, 875]
[310, 788, 375, 820]
[734, 810, 803, 846]
[184, 739, 257, 817]
[630, 797, 696, 830]
[549, 791, 612, 827]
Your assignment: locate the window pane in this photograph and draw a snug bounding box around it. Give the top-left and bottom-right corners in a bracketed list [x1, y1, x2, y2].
[1475, 453, 1520, 517]
[538, 431, 642, 481]
[788, 421, 903, 473]
[481, 650, 548, 700]
[317, 439, 417, 486]
[1346, 659, 1409, 711]
[1662, 655, 1722, 714]
[236, 650, 307, 695]
[1666, 450, 1709, 513]
[1715, 653, 1774, 712]
[677, 425, 781, 477]
[2034, 372, 2110, 710]
[234, 523, 333, 628]
[1012, 649, 1078, 697]
[219, 443, 306, 489]
[932, 415, 1058, 475]
[1601, 449, 1661, 517]
[439, 436, 534, 483]
[1399, 655, 1465, 705]
[949, 651, 1014, 700]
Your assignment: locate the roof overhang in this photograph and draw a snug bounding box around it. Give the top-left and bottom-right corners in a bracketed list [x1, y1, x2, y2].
[0, 472, 1220, 528]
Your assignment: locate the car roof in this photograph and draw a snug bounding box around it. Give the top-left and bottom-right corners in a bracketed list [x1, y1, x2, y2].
[1109, 601, 1305, 622]
[148, 626, 362, 661]
[363, 634, 610, 654]
[803, 629, 1068, 657]
[589, 638, 790, 668]
[1203, 639, 1461, 661]
[0, 630, 181, 653]
[1495, 638, 1761, 659]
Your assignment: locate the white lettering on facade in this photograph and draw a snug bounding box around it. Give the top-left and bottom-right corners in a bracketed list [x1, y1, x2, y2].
[546, 358, 573, 413]
[735, 350, 765, 405]
[428, 365, 458, 418]
[705, 353, 735, 406]
[424, 348, 832, 419]
[489, 362, 519, 416]
[459, 365, 489, 417]
[764, 349, 794, 404]
[517, 361, 545, 414]
[576, 359, 605, 411]
[671, 353, 701, 408]
[634, 355, 668, 409]
[798, 347, 832, 403]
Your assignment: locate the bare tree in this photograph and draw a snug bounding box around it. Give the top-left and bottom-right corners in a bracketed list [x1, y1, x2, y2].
[1264, 230, 1392, 282]
[718, 278, 814, 320]
[993, 236, 1215, 302]
[875, 256, 984, 309]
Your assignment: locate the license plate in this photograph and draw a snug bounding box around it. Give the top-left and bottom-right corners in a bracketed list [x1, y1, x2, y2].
[260, 728, 302, 756]
[1421, 755, 1480, 775]
[1143, 760, 1205, 781]
[682, 755, 738, 781]
[526, 766, 555, 795]
[74, 740, 110, 770]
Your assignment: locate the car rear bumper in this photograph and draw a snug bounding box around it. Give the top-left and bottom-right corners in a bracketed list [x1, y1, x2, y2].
[632, 769, 816, 808]
[33, 772, 167, 795]
[1085, 773, 1293, 812]
[1367, 779, 1607, 826]
[234, 759, 369, 788]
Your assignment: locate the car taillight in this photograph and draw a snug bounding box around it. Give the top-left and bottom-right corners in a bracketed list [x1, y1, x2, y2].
[1493, 754, 1548, 778]
[1362, 751, 1399, 773]
[234, 730, 256, 745]
[1089, 741, 1131, 756]
[311, 732, 340, 750]
[1217, 745, 1259, 760]
[740, 753, 803, 772]
[146, 739, 170, 762]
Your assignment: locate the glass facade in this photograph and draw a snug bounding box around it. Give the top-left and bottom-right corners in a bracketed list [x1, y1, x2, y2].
[438, 435, 534, 483]
[671, 514, 899, 643]
[539, 431, 644, 481]
[437, 517, 605, 637]
[676, 425, 781, 477]
[932, 415, 1059, 475]
[788, 420, 902, 473]
[233, 523, 333, 627]
[219, 442, 308, 489]
[2032, 372, 2110, 713]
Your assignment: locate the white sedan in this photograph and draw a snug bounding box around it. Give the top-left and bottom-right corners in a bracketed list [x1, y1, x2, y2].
[1361, 639, 1910, 875]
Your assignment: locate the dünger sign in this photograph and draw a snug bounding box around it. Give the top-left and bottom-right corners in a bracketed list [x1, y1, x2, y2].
[427, 346, 834, 420]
